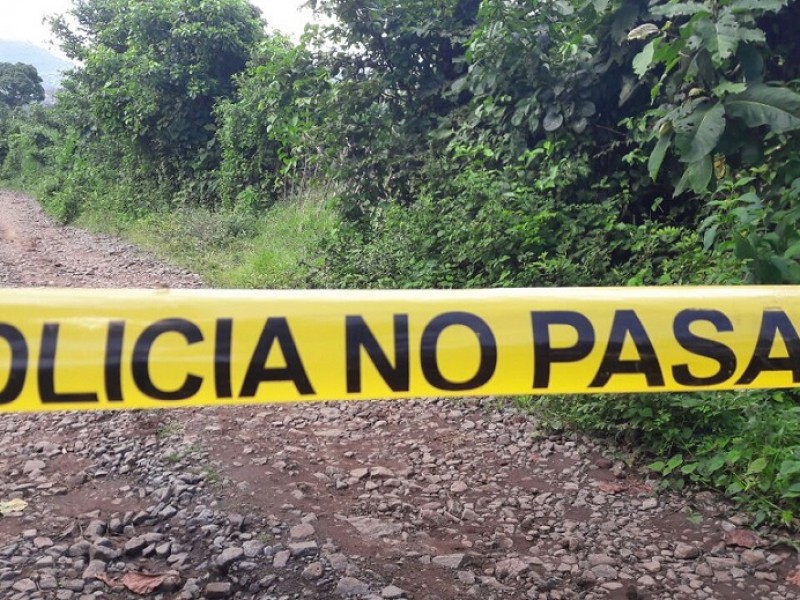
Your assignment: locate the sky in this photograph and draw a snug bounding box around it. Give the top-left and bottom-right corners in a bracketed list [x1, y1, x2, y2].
[0, 0, 313, 53]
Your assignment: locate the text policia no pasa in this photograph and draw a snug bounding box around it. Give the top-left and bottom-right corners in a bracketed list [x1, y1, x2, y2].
[0, 307, 798, 408]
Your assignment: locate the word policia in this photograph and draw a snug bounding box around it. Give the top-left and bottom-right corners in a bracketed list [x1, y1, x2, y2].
[0, 288, 798, 413]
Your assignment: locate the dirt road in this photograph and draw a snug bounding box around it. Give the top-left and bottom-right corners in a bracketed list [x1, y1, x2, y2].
[1, 190, 798, 600]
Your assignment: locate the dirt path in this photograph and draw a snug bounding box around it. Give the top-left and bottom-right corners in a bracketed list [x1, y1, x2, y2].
[1, 189, 799, 600]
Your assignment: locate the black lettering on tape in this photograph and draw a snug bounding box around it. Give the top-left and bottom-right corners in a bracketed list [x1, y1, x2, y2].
[215, 319, 234, 399]
[532, 311, 594, 389]
[420, 312, 497, 391]
[737, 310, 800, 384]
[672, 310, 737, 386]
[39, 323, 99, 403]
[240, 318, 315, 397]
[590, 310, 664, 388]
[132, 319, 204, 401]
[104, 321, 125, 401]
[0, 323, 27, 404]
[346, 315, 409, 393]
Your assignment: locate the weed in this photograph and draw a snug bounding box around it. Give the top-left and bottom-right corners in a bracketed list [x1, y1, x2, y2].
[201, 466, 222, 486]
[157, 421, 184, 439]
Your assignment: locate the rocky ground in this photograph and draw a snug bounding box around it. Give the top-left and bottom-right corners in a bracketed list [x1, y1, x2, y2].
[1, 189, 799, 600]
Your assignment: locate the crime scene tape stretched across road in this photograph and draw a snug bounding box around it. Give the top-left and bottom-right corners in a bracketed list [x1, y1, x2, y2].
[0, 287, 798, 413]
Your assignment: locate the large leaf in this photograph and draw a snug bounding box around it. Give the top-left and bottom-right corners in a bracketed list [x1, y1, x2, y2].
[681, 102, 726, 163]
[648, 133, 672, 181]
[543, 109, 564, 132]
[675, 155, 713, 196]
[729, 0, 789, 12]
[651, 2, 708, 18]
[633, 40, 656, 78]
[725, 84, 800, 133]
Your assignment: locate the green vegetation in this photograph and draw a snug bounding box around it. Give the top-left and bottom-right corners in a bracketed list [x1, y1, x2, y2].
[2, 0, 800, 527]
[0, 62, 45, 109]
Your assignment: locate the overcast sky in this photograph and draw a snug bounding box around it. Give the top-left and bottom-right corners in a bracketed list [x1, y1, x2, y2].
[0, 1, 313, 52]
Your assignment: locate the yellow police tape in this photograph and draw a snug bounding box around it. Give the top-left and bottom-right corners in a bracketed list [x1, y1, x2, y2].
[0, 287, 798, 413]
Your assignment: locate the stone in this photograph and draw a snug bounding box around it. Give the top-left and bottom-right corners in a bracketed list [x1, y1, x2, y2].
[432, 554, 466, 569]
[205, 581, 232, 598]
[82, 559, 106, 579]
[641, 498, 658, 510]
[91, 544, 119, 562]
[457, 570, 476, 585]
[336, 576, 370, 597]
[495, 558, 529, 579]
[84, 520, 106, 538]
[12, 579, 37, 593]
[23, 459, 46, 474]
[350, 468, 369, 480]
[450, 481, 468, 494]
[39, 575, 57, 590]
[742, 549, 766, 567]
[637, 575, 656, 586]
[273, 550, 291, 568]
[242, 540, 265, 558]
[328, 553, 349, 572]
[346, 516, 402, 538]
[216, 547, 244, 569]
[302, 561, 325, 579]
[381, 584, 405, 599]
[290, 523, 316, 539]
[370, 467, 395, 478]
[61, 579, 85, 592]
[124, 536, 147, 555]
[674, 542, 700, 560]
[591, 564, 618, 580]
[588, 554, 616, 567]
[289, 541, 319, 557]
[706, 556, 738, 570]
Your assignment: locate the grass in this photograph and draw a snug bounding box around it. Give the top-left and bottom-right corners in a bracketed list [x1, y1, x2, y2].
[74, 186, 338, 289]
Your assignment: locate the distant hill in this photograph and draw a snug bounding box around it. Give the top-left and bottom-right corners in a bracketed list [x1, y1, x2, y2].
[0, 40, 73, 93]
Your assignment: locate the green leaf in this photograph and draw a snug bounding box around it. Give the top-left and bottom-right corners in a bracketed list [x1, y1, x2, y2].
[651, 2, 708, 18]
[705, 453, 727, 473]
[648, 133, 672, 181]
[783, 483, 800, 498]
[543, 109, 564, 132]
[746, 457, 768, 475]
[648, 460, 666, 472]
[779, 460, 800, 476]
[729, 0, 789, 12]
[682, 103, 726, 163]
[783, 242, 800, 260]
[633, 40, 656, 78]
[725, 84, 800, 133]
[727, 480, 744, 495]
[703, 224, 718, 251]
[714, 81, 747, 97]
[675, 155, 713, 196]
[667, 454, 684, 469]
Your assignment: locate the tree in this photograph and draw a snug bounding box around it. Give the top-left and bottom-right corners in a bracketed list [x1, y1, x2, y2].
[50, 0, 264, 177]
[0, 62, 45, 109]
